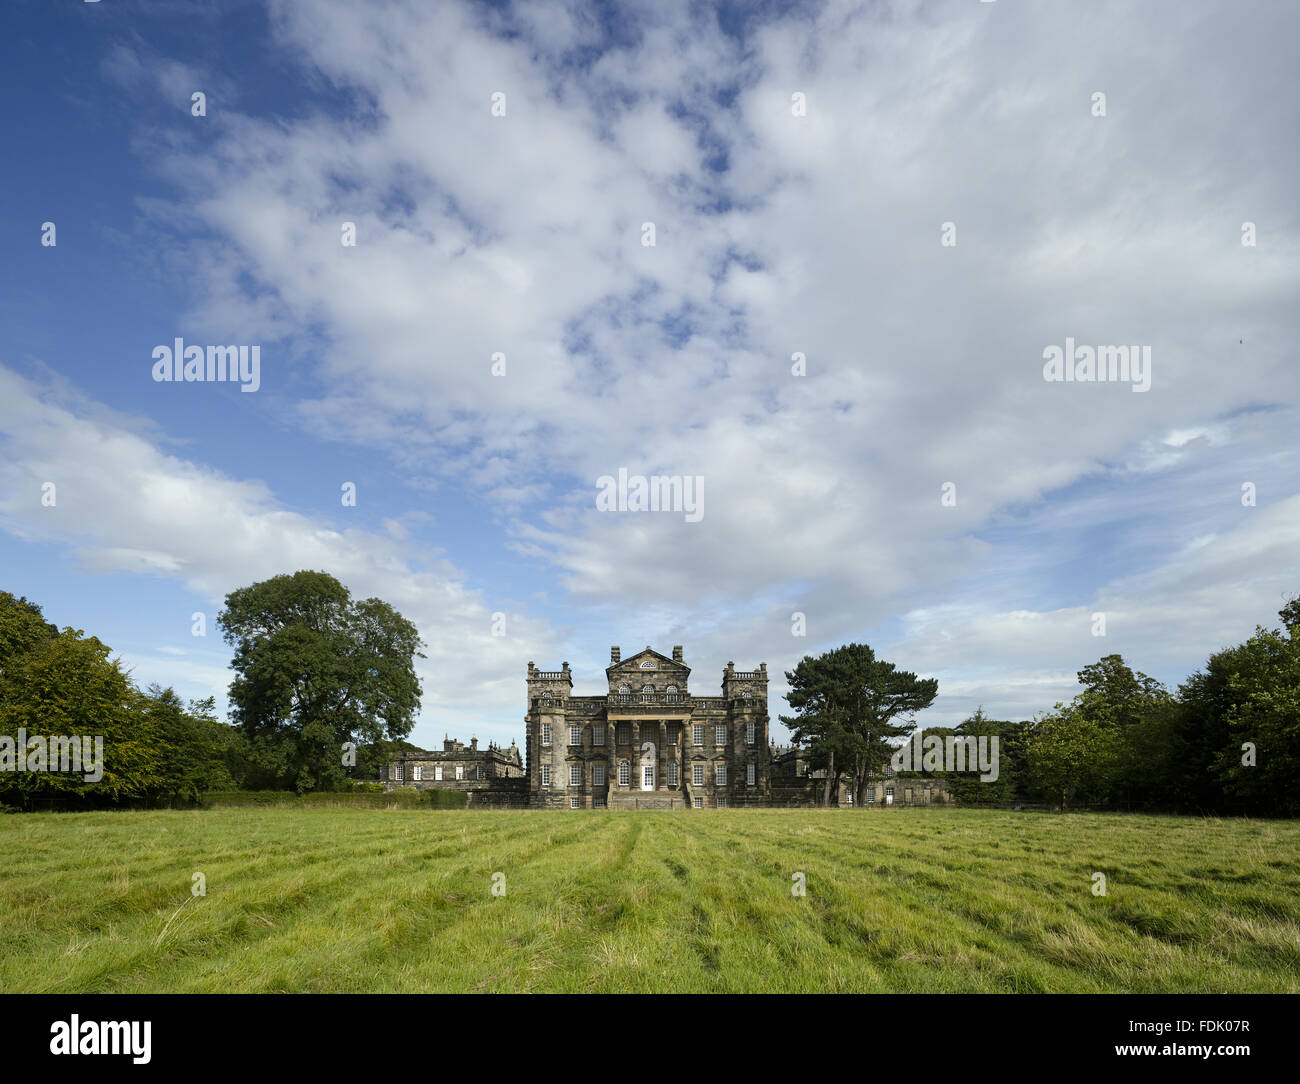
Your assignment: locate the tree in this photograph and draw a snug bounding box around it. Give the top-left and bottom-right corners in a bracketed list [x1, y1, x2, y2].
[0, 591, 57, 672]
[1023, 702, 1120, 810]
[0, 628, 163, 809]
[940, 708, 1026, 805]
[1210, 626, 1300, 816]
[782, 643, 937, 806]
[218, 571, 425, 792]
[138, 685, 237, 803]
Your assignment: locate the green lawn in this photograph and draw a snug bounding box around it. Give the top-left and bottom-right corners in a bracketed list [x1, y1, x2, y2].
[1, 807, 1297, 992]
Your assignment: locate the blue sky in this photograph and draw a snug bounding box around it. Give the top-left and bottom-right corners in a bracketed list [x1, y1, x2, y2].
[2, 0, 1297, 751]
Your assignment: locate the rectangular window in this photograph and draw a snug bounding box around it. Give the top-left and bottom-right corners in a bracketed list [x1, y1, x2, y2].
[541, 723, 552, 746]
[746, 722, 756, 746]
[715, 724, 726, 746]
[413, 765, 422, 781]
[593, 763, 606, 787]
[865, 788, 874, 804]
[746, 763, 755, 786]
[667, 761, 678, 786]
[885, 786, 894, 804]
[668, 726, 677, 746]
[715, 765, 727, 786]
[692, 764, 704, 786]
[541, 764, 551, 787]
[570, 724, 581, 746]
[593, 796, 606, 809]
[394, 764, 403, 781]
[617, 723, 630, 745]
[593, 724, 605, 746]
[455, 765, 464, 780]
[693, 724, 704, 746]
[435, 765, 443, 781]
[570, 797, 581, 809]
[643, 765, 654, 789]
[717, 797, 727, 808]
[693, 797, 703, 809]
[570, 764, 582, 786]
[619, 761, 630, 786]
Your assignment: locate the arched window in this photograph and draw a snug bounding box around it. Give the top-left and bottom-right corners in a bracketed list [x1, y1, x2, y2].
[640, 684, 655, 702]
[639, 659, 657, 669]
[665, 683, 679, 703]
[618, 684, 630, 694]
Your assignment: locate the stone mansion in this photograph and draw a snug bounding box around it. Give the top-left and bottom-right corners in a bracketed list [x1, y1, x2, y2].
[525, 645, 771, 809]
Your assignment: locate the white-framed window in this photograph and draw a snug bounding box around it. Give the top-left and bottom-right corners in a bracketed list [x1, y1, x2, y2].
[455, 765, 464, 780]
[717, 797, 727, 808]
[569, 724, 581, 745]
[570, 764, 582, 786]
[747, 763, 755, 786]
[693, 797, 703, 808]
[617, 723, 630, 745]
[618, 684, 631, 696]
[541, 723, 552, 746]
[593, 763, 606, 787]
[541, 764, 551, 787]
[715, 764, 727, 786]
[619, 761, 630, 786]
[394, 764, 403, 781]
[844, 791, 854, 805]
[666, 684, 679, 702]
[570, 797, 581, 809]
[743, 689, 752, 699]
[693, 724, 704, 746]
[593, 724, 606, 746]
[593, 796, 607, 808]
[692, 764, 704, 786]
[885, 786, 894, 804]
[435, 765, 443, 781]
[746, 722, 756, 746]
[865, 787, 874, 804]
[413, 765, 422, 781]
[715, 724, 726, 746]
[668, 761, 678, 786]
[640, 659, 656, 669]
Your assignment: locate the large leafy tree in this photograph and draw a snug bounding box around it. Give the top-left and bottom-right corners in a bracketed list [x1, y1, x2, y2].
[218, 571, 425, 792]
[1209, 626, 1300, 816]
[0, 627, 163, 808]
[782, 643, 937, 806]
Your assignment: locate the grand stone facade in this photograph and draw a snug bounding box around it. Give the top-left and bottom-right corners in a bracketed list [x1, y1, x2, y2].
[525, 646, 771, 809]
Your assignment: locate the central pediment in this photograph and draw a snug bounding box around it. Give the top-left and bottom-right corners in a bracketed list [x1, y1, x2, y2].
[606, 645, 690, 678]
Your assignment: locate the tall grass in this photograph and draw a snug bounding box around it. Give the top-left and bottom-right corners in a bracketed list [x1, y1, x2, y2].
[1, 808, 1296, 992]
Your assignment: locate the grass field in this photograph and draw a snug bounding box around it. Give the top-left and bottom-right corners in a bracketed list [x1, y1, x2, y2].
[2, 807, 1297, 993]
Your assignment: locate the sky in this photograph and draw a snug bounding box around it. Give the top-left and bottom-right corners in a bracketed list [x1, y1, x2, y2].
[1, 0, 1297, 751]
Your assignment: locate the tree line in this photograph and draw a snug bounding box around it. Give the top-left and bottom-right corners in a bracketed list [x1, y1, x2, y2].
[4, 571, 1297, 815]
[0, 571, 423, 810]
[782, 597, 1300, 817]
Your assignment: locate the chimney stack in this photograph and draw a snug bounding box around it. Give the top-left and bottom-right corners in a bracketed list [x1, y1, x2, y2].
[470, 735, 478, 751]
[611, 646, 621, 663]
[672, 645, 683, 662]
